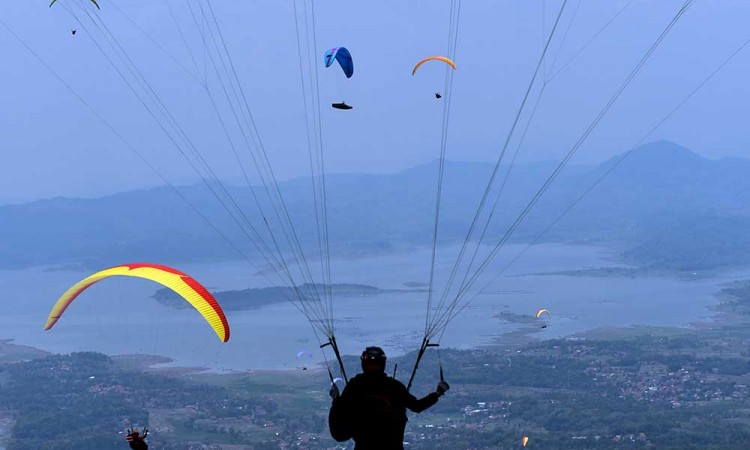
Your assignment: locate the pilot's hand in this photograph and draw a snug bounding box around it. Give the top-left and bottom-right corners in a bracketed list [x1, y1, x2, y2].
[329, 383, 340, 400]
[436, 380, 450, 396]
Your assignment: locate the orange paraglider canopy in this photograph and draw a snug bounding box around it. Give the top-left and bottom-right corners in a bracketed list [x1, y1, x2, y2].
[412, 56, 456, 75]
[44, 263, 230, 342]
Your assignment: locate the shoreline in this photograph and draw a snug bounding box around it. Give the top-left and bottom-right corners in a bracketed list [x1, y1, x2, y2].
[3, 271, 744, 375]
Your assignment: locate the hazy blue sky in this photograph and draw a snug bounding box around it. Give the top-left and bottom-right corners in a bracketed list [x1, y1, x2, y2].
[1, 0, 749, 203]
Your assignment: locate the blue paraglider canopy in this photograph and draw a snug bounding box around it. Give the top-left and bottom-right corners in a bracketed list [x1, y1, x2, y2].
[324, 47, 354, 78]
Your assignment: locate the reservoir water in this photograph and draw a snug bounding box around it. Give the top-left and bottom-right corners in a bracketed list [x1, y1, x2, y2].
[0, 244, 742, 371]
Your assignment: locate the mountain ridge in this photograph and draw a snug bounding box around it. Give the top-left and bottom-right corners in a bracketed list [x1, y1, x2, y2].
[2, 141, 748, 271]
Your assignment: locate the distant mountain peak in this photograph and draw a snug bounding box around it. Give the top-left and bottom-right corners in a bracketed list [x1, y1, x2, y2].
[630, 140, 702, 160]
[599, 140, 704, 172]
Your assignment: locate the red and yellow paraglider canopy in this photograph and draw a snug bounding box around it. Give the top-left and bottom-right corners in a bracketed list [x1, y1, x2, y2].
[44, 263, 230, 342]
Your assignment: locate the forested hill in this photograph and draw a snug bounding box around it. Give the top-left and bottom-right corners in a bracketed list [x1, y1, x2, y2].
[2, 140, 749, 270]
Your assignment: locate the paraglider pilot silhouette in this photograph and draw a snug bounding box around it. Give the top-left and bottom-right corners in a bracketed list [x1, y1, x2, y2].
[328, 346, 449, 450]
[125, 427, 148, 450]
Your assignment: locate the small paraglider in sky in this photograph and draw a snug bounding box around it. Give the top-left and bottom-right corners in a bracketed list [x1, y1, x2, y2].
[413, 57, 455, 98]
[325, 47, 354, 109]
[296, 350, 313, 370]
[522, 436, 530, 447]
[535, 308, 550, 329]
[71, 29, 77, 35]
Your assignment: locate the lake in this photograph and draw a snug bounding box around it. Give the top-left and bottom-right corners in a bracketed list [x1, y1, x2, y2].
[0, 243, 742, 372]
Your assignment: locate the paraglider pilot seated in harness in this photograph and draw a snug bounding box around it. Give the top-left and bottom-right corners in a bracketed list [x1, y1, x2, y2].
[125, 427, 148, 450]
[328, 346, 449, 450]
